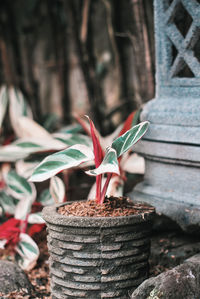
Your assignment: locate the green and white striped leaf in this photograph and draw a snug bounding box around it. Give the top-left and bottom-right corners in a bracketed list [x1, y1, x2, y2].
[111, 121, 149, 157]
[0, 136, 66, 162]
[8, 87, 33, 137]
[5, 170, 36, 201]
[86, 147, 120, 176]
[14, 116, 54, 139]
[16, 161, 40, 179]
[121, 153, 145, 174]
[37, 189, 54, 206]
[0, 191, 19, 214]
[58, 123, 82, 134]
[28, 212, 45, 224]
[50, 176, 65, 203]
[13, 136, 66, 152]
[42, 113, 58, 132]
[15, 233, 39, 270]
[29, 144, 94, 182]
[0, 145, 30, 161]
[14, 196, 35, 221]
[0, 86, 8, 130]
[53, 133, 92, 147]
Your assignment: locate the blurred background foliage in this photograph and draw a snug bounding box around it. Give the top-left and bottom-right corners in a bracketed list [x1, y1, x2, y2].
[0, 0, 155, 135]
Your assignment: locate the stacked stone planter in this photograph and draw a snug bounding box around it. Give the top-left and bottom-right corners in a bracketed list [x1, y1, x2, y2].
[43, 203, 154, 299]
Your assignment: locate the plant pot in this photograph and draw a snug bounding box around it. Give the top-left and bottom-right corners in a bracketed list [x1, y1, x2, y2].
[43, 201, 154, 299]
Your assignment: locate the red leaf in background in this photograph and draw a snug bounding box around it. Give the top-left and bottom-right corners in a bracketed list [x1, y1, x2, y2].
[28, 224, 45, 237]
[118, 111, 137, 137]
[73, 113, 91, 137]
[0, 179, 5, 190]
[31, 201, 42, 213]
[87, 116, 104, 204]
[3, 134, 15, 146]
[88, 118, 103, 167]
[0, 218, 21, 249]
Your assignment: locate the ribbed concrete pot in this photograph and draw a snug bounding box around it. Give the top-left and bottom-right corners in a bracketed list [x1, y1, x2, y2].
[43, 202, 154, 299]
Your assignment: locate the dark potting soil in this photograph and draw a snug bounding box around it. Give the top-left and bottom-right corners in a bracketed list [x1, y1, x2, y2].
[58, 196, 154, 217]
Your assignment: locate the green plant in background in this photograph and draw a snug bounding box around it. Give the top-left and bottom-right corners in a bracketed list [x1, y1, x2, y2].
[0, 168, 67, 270]
[0, 85, 78, 269]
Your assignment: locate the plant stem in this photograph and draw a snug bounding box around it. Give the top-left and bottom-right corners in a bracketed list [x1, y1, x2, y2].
[20, 217, 28, 234]
[96, 175, 102, 204]
[100, 173, 112, 204]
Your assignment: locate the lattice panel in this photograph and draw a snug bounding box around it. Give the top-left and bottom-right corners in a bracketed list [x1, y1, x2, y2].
[164, 0, 200, 78]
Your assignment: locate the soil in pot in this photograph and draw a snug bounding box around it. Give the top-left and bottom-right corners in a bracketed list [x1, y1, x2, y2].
[44, 197, 155, 299]
[58, 196, 154, 217]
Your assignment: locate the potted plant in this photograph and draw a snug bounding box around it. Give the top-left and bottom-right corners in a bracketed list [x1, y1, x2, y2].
[30, 116, 154, 299]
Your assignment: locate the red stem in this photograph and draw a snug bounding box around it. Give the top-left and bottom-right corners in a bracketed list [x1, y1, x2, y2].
[73, 113, 91, 137]
[96, 175, 102, 204]
[100, 173, 112, 204]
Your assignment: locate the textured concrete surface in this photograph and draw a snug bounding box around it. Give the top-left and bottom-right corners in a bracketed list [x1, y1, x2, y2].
[130, 0, 200, 232]
[43, 203, 154, 299]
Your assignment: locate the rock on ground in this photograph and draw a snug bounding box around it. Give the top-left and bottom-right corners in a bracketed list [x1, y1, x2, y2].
[132, 254, 200, 299]
[0, 260, 32, 294]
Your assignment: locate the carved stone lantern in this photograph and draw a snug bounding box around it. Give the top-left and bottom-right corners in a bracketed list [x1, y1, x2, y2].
[130, 0, 200, 232]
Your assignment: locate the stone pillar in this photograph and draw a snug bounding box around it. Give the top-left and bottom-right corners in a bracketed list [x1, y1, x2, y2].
[130, 0, 200, 232]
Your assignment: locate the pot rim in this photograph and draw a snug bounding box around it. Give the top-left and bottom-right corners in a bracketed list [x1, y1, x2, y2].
[42, 200, 155, 228]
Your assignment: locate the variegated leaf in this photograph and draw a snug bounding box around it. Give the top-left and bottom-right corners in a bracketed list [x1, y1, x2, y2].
[0, 86, 8, 130]
[0, 239, 7, 249]
[15, 233, 39, 270]
[58, 123, 82, 134]
[29, 144, 94, 182]
[0, 145, 30, 161]
[16, 161, 40, 179]
[50, 176, 65, 203]
[37, 189, 54, 206]
[14, 196, 35, 221]
[121, 153, 145, 174]
[111, 121, 149, 157]
[42, 113, 58, 132]
[0, 136, 66, 163]
[5, 170, 36, 201]
[106, 175, 124, 197]
[0, 191, 19, 214]
[86, 147, 120, 176]
[28, 212, 45, 224]
[8, 87, 33, 137]
[52, 133, 92, 147]
[15, 116, 54, 139]
[13, 136, 66, 152]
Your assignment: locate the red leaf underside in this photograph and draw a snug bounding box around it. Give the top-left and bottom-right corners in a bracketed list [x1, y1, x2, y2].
[88, 118, 104, 204]
[28, 224, 46, 237]
[0, 218, 21, 248]
[118, 111, 137, 137]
